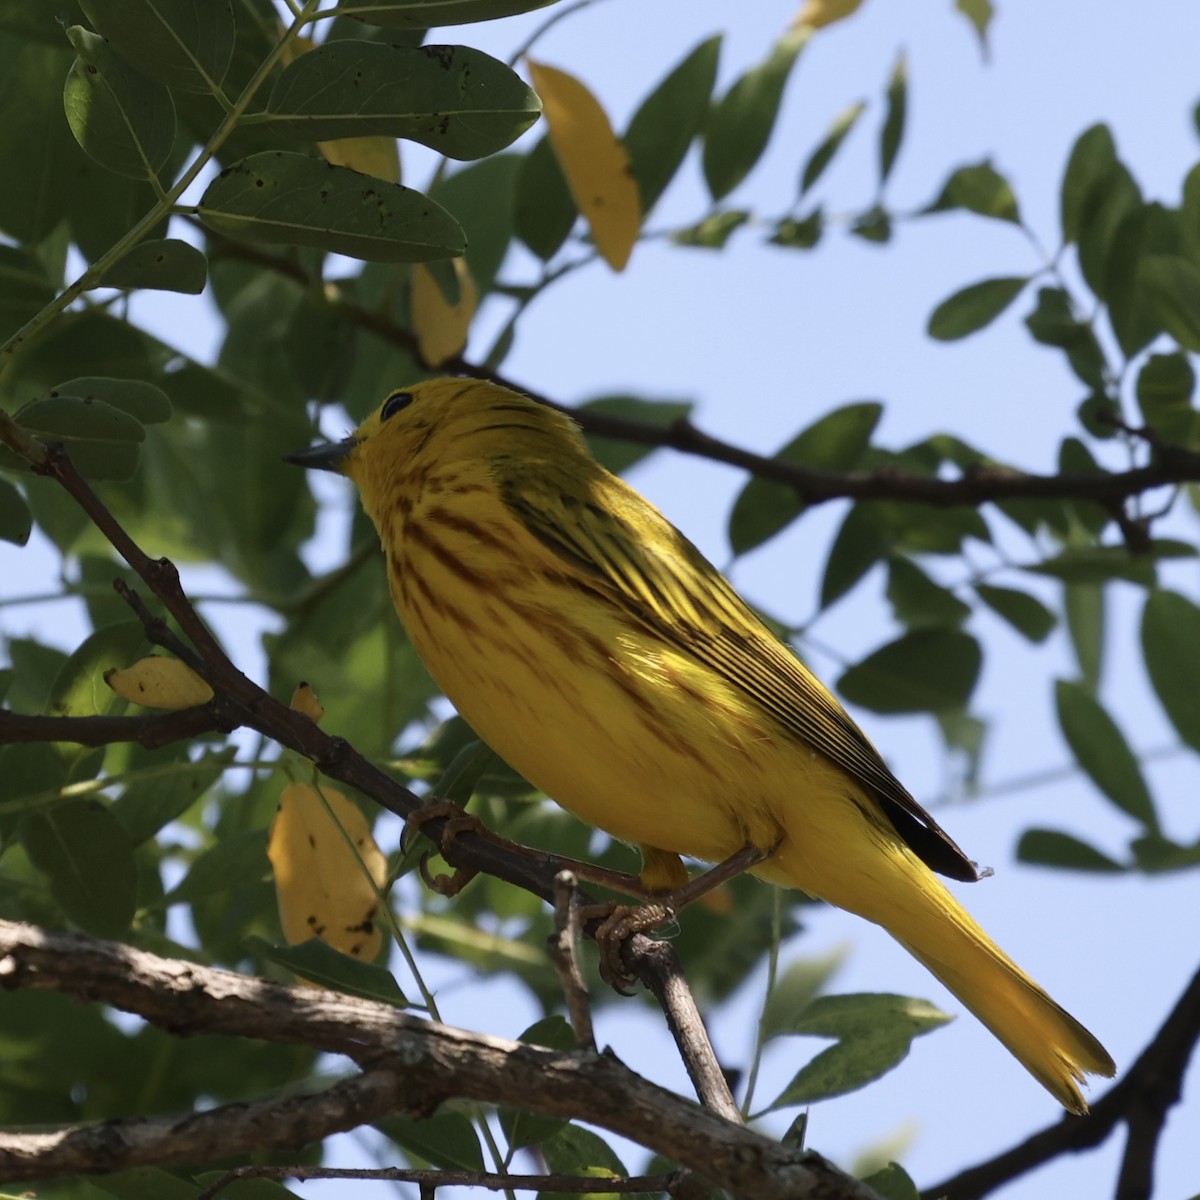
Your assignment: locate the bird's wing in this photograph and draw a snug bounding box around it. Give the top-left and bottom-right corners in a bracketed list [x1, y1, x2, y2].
[500, 462, 978, 881]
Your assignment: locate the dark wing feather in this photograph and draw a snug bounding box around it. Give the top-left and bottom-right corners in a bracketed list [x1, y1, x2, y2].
[499, 462, 979, 882]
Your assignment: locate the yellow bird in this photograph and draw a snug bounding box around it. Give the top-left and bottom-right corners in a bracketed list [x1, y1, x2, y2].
[287, 377, 1115, 1112]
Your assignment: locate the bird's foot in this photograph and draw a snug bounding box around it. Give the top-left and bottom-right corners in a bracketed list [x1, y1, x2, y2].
[403, 799, 482, 897]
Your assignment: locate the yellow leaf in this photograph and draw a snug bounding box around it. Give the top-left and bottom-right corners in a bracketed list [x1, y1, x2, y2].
[793, 0, 867, 29]
[268, 782, 387, 960]
[411, 258, 478, 367]
[319, 136, 401, 184]
[104, 655, 213, 708]
[526, 60, 640, 271]
[290, 682, 325, 724]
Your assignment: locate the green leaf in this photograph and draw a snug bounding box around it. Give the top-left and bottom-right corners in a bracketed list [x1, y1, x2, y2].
[1054, 680, 1157, 828]
[671, 209, 751, 249]
[333, 0, 560, 27]
[111, 747, 235, 845]
[19, 799, 138, 937]
[1142, 255, 1200, 351]
[197, 151, 466, 263]
[1130, 833, 1200, 874]
[63, 25, 175, 181]
[1136, 352, 1198, 448]
[52, 377, 172, 423]
[761, 947, 848, 1039]
[770, 209, 823, 250]
[578, 395, 694, 475]
[800, 100, 866, 196]
[954, 0, 994, 58]
[767, 993, 951, 1108]
[924, 160, 1019, 223]
[48, 620, 149, 723]
[264, 42, 541, 161]
[1016, 828, 1124, 873]
[78, 0, 235, 93]
[927, 276, 1027, 341]
[245, 937, 411, 1007]
[1142, 590, 1200, 751]
[163, 829, 269, 905]
[514, 135, 576, 260]
[821, 502, 890, 608]
[702, 28, 808, 200]
[96, 238, 207, 294]
[625, 35, 721, 215]
[1060, 123, 1118, 246]
[851, 204, 891, 243]
[0, 476, 31, 545]
[837, 630, 981, 714]
[974, 583, 1055, 642]
[1025, 547, 1152, 587]
[0, 243, 57, 342]
[2, 393, 146, 481]
[431, 154, 521, 293]
[879, 51, 907, 186]
[885, 558, 970, 629]
[729, 402, 882, 555]
[543, 1123, 627, 1177]
[285, 295, 356, 403]
[1064, 582, 1104, 690]
[377, 1111, 484, 1171]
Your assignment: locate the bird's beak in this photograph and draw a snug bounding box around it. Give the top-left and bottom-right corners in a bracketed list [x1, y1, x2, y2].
[282, 437, 358, 474]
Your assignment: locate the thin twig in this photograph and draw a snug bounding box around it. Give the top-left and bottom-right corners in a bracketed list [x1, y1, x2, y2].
[548, 871, 596, 1051]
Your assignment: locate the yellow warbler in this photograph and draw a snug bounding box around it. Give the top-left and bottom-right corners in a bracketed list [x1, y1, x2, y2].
[286, 377, 1115, 1112]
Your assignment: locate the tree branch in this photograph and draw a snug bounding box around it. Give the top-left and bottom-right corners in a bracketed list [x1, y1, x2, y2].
[0, 920, 881, 1200]
[0, 704, 232, 747]
[200, 231, 1200, 515]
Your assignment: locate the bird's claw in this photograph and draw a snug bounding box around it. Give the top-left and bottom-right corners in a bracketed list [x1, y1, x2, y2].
[405, 799, 482, 897]
[582, 901, 676, 993]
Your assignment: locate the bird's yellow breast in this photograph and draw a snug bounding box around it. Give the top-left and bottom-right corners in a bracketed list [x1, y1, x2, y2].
[380, 476, 847, 866]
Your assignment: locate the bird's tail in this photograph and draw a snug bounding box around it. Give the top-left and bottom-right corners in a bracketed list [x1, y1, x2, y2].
[764, 835, 1116, 1112]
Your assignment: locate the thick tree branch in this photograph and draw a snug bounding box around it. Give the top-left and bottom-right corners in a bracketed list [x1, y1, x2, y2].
[923, 963, 1200, 1200]
[0, 920, 881, 1200]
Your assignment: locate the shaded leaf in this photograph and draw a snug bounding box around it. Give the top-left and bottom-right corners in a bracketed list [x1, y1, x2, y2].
[377, 1111, 484, 1171]
[974, 583, 1055, 642]
[63, 25, 175, 180]
[878, 51, 906, 186]
[800, 100, 866, 196]
[837, 630, 981, 714]
[0, 476, 31, 545]
[246, 936, 409, 1006]
[925, 160, 1019, 223]
[514, 135, 575, 261]
[79, 0, 235, 92]
[335, 0, 559, 28]
[97, 239, 207, 294]
[729, 402, 881, 555]
[886, 558, 970, 629]
[1136, 352, 1199, 448]
[1142, 590, 1200, 751]
[198, 151, 465, 263]
[624, 35, 721, 215]
[19, 799, 138, 937]
[703, 28, 808, 200]
[1054, 680, 1156, 828]
[1017, 828, 1124, 873]
[265, 42, 540, 160]
[767, 993, 951, 1107]
[928, 276, 1027, 341]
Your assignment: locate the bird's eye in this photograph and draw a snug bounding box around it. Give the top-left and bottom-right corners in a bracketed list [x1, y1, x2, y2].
[381, 392, 414, 421]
